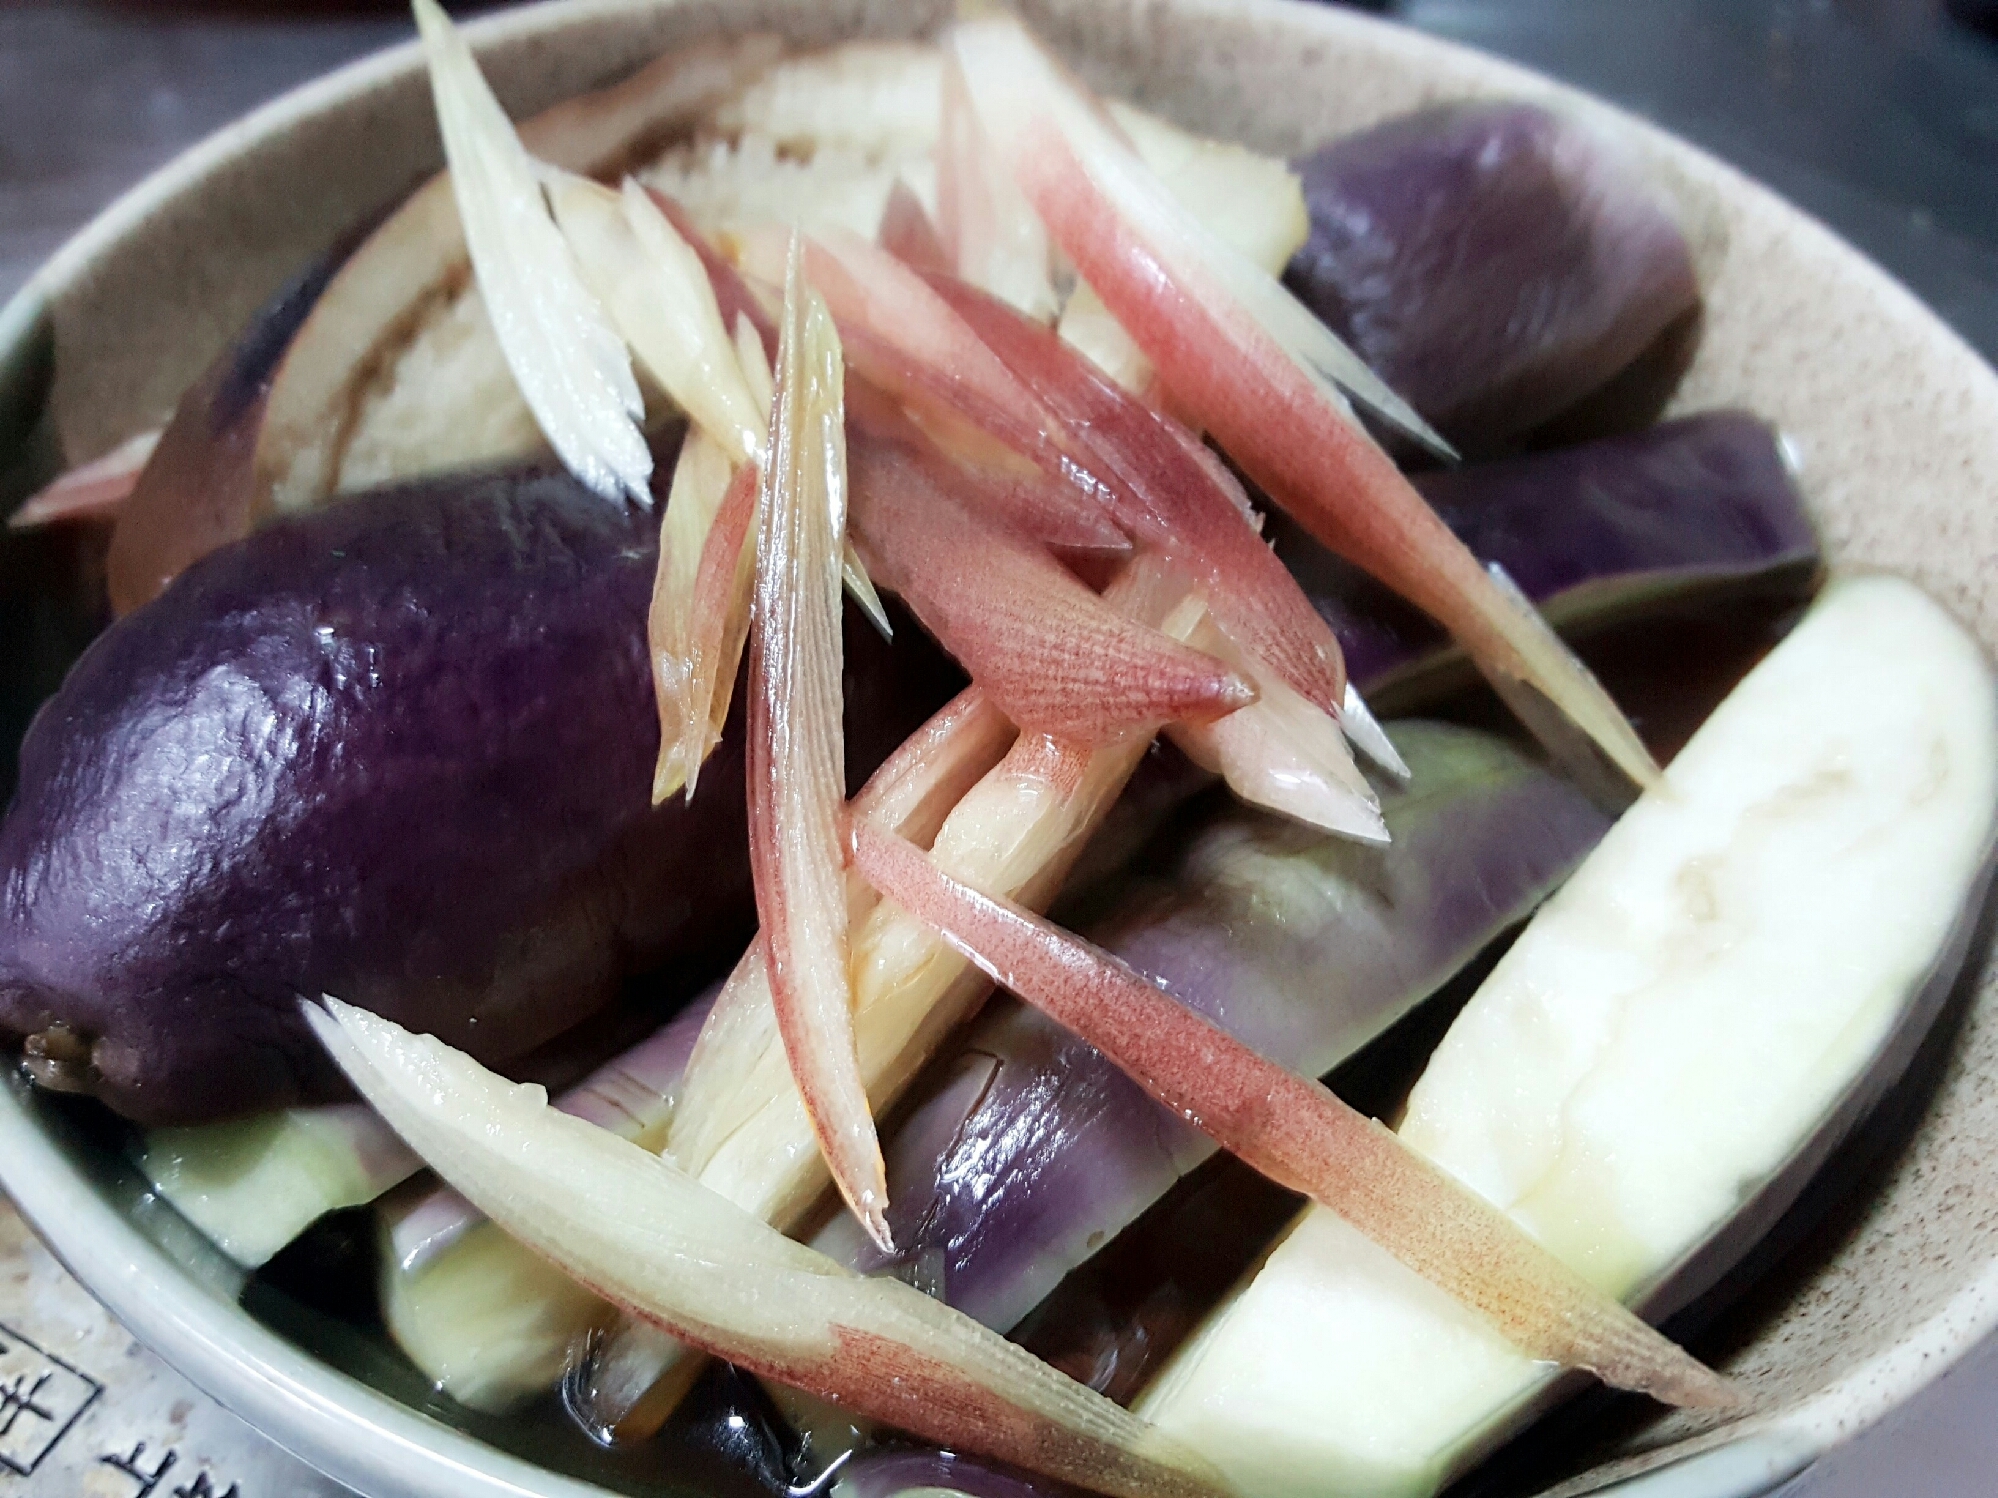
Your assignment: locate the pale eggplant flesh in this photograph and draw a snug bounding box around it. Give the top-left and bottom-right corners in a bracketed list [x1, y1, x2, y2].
[813, 722, 1613, 1334]
[1132, 575, 1998, 1498]
[0, 467, 958, 1124]
[1286, 99, 1700, 454]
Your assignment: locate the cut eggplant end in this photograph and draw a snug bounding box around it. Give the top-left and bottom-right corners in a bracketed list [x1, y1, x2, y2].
[1138, 573, 1998, 1498]
[307, 999, 1228, 1498]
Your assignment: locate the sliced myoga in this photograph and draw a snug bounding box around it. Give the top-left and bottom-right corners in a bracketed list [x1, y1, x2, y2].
[847, 823, 1737, 1410]
[311, 999, 1226, 1498]
[949, 14, 1659, 790]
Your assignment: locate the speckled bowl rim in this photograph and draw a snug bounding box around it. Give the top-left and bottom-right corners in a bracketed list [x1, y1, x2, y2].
[4, 3, 1998, 1496]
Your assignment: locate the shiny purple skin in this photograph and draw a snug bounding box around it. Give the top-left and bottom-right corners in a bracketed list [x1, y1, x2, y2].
[0, 468, 957, 1125]
[814, 721, 1611, 1334]
[1285, 410, 1821, 707]
[1287, 100, 1699, 452]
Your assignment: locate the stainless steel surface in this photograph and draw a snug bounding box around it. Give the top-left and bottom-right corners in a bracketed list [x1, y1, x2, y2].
[1, 1, 1996, 1495]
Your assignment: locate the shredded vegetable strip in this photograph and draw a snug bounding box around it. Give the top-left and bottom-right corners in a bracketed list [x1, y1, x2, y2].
[850, 436, 1252, 741]
[670, 687, 1018, 1213]
[1168, 615, 1385, 842]
[847, 828, 1741, 1411]
[587, 687, 1018, 1438]
[647, 187, 778, 353]
[310, 1001, 1226, 1498]
[921, 442, 1131, 558]
[546, 171, 765, 466]
[594, 561, 1205, 1439]
[951, 15, 1661, 790]
[935, 274, 1348, 715]
[749, 238, 885, 1246]
[673, 553, 1194, 1187]
[880, 178, 952, 274]
[11, 430, 159, 530]
[739, 228, 1064, 477]
[937, 49, 1059, 322]
[653, 447, 759, 801]
[411, 0, 649, 504]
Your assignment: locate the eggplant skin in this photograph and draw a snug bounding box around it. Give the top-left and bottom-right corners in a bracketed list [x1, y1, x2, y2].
[1277, 410, 1820, 706]
[1287, 101, 1698, 453]
[0, 467, 956, 1124]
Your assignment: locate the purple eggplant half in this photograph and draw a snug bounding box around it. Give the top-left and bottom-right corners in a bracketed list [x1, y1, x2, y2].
[1289, 410, 1820, 711]
[813, 721, 1612, 1334]
[1286, 100, 1700, 453]
[0, 467, 958, 1125]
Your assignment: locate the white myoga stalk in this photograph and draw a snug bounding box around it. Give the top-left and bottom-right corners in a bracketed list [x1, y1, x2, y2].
[937, 50, 1058, 323]
[386, 993, 714, 1278]
[846, 825, 1738, 1412]
[949, 14, 1660, 792]
[670, 687, 1018, 1222]
[410, 0, 649, 504]
[1168, 616, 1385, 843]
[650, 429, 739, 800]
[309, 1001, 1226, 1498]
[545, 170, 766, 467]
[750, 238, 884, 1245]
[656, 449, 760, 803]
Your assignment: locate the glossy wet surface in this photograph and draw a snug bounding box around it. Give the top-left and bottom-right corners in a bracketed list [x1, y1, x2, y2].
[2, 2, 1996, 1495]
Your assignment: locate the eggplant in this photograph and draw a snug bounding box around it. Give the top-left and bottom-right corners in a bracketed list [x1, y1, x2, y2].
[1135, 575, 1998, 1498]
[808, 413, 1815, 1340]
[0, 467, 958, 1125]
[1285, 99, 1699, 453]
[254, 33, 784, 517]
[139, 1103, 419, 1269]
[1286, 410, 1819, 711]
[812, 721, 1611, 1335]
[106, 238, 350, 616]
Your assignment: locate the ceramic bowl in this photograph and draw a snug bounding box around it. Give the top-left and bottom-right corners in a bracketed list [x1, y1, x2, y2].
[4, 2, 1998, 1496]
